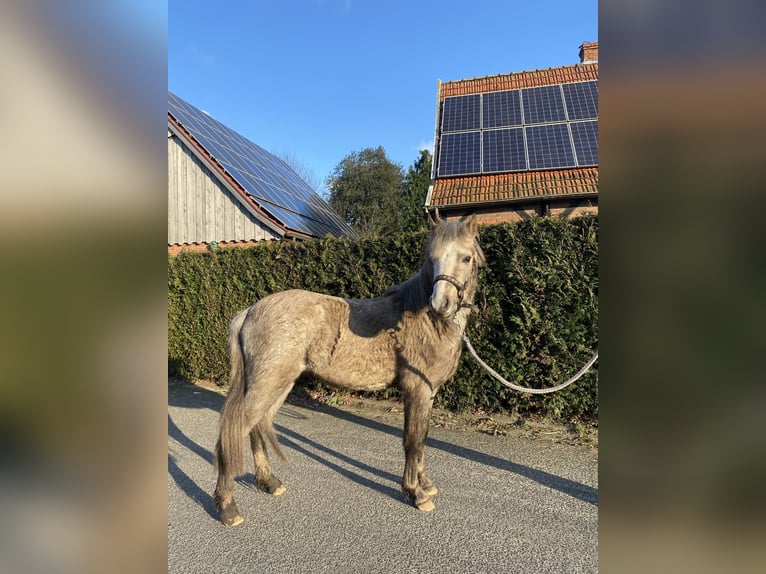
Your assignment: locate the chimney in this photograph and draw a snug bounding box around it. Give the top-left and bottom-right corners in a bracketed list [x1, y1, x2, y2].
[579, 41, 598, 64]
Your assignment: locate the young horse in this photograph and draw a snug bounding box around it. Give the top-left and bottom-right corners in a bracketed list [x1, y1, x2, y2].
[213, 214, 485, 526]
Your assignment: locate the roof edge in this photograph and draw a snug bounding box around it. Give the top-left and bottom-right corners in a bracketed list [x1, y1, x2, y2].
[168, 115, 287, 238]
[429, 190, 599, 208]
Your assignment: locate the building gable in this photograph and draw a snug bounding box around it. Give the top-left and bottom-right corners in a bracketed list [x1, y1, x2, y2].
[168, 92, 353, 249]
[427, 42, 598, 223]
[168, 133, 280, 245]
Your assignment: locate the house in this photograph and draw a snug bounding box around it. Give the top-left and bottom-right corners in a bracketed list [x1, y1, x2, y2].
[168, 92, 352, 254]
[425, 42, 598, 224]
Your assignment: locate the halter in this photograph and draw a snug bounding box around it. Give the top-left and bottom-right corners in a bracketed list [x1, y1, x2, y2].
[432, 274, 478, 316]
[433, 274, 467, 301]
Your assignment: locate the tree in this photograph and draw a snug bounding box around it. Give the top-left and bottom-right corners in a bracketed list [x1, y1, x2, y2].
[325, 146, 406, 238]
[276, 148, 321, 192]
[401, 149, 432, 232]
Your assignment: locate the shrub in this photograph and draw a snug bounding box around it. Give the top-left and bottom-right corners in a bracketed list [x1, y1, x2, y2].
[168, 216, 598, 422]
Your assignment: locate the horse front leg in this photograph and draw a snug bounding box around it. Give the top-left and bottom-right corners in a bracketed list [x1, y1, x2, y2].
[401, 384, 436, 511]
[417, 448, 438, 497]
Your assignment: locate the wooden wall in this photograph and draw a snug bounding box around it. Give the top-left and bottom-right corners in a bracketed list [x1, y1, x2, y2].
[168, 134, 279, 245]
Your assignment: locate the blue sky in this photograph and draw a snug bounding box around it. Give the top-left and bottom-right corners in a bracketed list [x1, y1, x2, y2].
[169, 0, 597, 193]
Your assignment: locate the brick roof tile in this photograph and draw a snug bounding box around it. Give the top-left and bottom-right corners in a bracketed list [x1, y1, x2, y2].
[430, 168, 598, 207]
[439, 63, 597, 100]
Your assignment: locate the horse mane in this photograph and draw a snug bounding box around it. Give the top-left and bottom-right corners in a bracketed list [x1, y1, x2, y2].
[384, 261, 433, 313]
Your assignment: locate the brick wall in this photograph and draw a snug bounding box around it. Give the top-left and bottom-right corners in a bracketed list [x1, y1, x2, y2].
[168, 238, 276, 257]
[437, 198, 598, 225]
[579, 41, 598, 63]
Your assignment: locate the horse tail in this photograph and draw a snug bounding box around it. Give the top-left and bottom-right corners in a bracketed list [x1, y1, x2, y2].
[214, 308, 250, 477]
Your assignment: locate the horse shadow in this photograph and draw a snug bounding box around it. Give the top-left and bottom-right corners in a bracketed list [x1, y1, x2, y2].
[275, 427, 402, 502]
[167, 415, 218, 520]
[168, 381, 402, 511]
[305, 402, 598, 506]
[168, 380, 597, 515]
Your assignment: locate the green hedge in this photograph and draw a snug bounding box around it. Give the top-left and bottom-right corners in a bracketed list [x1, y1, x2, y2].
[168, 216, 598, 422]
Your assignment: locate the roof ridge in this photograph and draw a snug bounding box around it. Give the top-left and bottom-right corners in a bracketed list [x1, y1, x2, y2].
[441, 62, 597, 86]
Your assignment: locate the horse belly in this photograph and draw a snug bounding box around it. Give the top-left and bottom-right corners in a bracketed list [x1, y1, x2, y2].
[310, 335, 396, 392]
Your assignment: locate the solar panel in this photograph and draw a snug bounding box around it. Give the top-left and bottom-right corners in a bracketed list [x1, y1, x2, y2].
[483, 128, 526, 172]
[441, 94, 481, 132]
[483, 90, 522, 129]
[525, 123, 576, 170]
[168, 91, 352, 237]
[522, 85, 566, 125]
[437, 132, 481, 176]
[434, 81, 598, 177]
[562, 81, 598, 121]
[570, 120, 598, 166]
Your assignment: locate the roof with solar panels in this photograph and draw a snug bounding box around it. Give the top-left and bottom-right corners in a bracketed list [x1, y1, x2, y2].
[168, 92, 353, 246]
[426, 42, 598, 216]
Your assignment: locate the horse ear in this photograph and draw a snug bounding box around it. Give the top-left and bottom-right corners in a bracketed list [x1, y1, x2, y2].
[461, 213, 478, 234]
[428, 208, 444, 227]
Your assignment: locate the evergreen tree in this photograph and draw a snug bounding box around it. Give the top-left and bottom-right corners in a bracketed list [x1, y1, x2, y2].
[402, 149, 432, 232]
[326, 146, 405, 238]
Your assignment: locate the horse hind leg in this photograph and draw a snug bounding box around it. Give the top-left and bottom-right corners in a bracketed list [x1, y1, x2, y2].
[249, 380, 294, 496]
[250, 421, 286, 496]
[213, 377, 291, 526]
[213, 394, 251, 526]
[213, 437, 245, 527]
[213, 308, 252, 526]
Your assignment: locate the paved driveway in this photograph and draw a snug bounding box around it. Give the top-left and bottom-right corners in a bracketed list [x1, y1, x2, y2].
[168, 380, 598, 573]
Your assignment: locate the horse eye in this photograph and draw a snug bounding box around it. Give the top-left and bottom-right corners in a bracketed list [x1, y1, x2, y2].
[462, 255, 472, 263]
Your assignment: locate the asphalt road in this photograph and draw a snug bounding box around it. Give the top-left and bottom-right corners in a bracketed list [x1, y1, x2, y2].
[168, 380, 598, 573]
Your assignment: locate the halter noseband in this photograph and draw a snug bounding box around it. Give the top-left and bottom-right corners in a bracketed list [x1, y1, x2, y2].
[432, 272, 479, 316]
[433, 274, 467, 302]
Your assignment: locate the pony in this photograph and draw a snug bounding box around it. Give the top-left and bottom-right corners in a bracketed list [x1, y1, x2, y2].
[213, 214, 485, 526]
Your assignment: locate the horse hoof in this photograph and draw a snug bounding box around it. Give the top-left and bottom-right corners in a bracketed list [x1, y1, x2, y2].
[219, 504, 245, 527]
[256, 478, 286, 496]
[224, 514, 245, 527]
[416, 499, 435, 512]
[423, 485, 438, 496]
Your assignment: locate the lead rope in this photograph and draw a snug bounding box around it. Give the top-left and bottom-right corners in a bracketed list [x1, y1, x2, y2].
[462, 334, 598, 395]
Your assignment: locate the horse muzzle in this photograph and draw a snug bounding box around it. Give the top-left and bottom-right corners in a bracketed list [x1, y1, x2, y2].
[428, 296, 456, 320]
[429, 274, 466, 320]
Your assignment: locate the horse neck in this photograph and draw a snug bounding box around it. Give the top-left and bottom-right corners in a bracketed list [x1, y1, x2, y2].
[394, 260, 432, 313]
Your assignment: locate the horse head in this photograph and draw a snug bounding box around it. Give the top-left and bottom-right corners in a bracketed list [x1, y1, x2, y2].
[427, 214, 484, 320]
